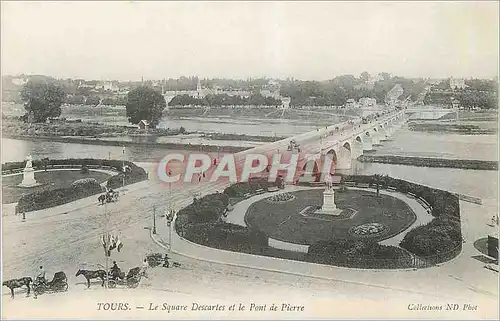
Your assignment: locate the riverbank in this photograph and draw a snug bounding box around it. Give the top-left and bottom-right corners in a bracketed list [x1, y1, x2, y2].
[358, 155, 498, 170]
[2, 134, 251, 153]
[2, 116, 283, 143]
[408, 122, 497, 135]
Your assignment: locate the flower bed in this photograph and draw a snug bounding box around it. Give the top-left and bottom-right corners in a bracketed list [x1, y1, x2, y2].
[349, 223, 389, 238]
[265, 193, 295, 204]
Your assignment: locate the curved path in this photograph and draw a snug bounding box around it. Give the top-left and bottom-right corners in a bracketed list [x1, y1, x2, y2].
[224, 186, 432, 247]
[152, 182, 498, 305]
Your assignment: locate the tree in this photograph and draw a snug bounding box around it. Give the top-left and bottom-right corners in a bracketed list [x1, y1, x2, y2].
[125, 86, 166, 128]
[20, 80, 66, 123]
[86, 96, 101, 106]
[360, 71, 371, 83]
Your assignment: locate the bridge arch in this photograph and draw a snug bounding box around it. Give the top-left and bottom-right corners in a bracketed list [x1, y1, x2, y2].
[336, 142, 352, 170]
[300, 159, 321, 182]
[326, 149, 338, 162]
[363, 131, 374, 151]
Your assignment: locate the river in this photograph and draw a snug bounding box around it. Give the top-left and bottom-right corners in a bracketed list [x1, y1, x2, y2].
[2, 103, 341, 137]
[2, 126, 498, 205]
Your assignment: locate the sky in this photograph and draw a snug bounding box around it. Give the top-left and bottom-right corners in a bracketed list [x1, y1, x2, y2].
[1, 1, 498, 81]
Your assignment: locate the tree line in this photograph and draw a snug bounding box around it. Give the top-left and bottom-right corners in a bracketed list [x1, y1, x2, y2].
[169, 93, 282, 107]
[424, 78, 498, 109]
[18, 79, 166, 128]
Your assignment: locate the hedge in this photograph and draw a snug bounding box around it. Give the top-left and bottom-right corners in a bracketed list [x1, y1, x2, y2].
[183, 222, 268, 254]
[306, 239, 414, 269]
[176, 192, 229, 225]
[16, 178, 103, 213]
[340, 174, 462, 261]
[223, 177, 284, 198]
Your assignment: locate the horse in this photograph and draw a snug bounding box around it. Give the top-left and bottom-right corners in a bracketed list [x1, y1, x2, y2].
[98, 194, 106, 205]
[2, 277, 32, 298]
[75, 269, 106, 288]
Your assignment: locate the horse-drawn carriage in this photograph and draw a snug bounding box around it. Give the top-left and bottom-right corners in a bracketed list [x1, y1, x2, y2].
[33, 271, 68, 297]
[287, 139, 301, 152]
[98, 190, 119, 205]
[108, 267, 142, 289]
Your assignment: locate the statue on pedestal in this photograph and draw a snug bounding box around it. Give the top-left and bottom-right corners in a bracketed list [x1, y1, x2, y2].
[314, 173, 341, 216]
[25, 154, 33, 169]
[324, 173, 334, 191]
[18, 154, 40, 187]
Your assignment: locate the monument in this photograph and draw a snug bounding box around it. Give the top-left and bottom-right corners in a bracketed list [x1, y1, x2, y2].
[315, 174, 342, 216]
[18, 154, 40, 187]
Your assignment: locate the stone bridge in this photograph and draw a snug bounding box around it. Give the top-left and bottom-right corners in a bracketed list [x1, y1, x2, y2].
[238, 109, 407, 181]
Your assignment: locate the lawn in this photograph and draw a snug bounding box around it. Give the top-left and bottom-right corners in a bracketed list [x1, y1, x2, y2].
[245, 189, 416, 244]
[2, 170, 112, 204]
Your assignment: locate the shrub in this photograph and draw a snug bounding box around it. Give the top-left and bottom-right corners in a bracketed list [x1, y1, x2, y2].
[307, 239, 413, 269]
[400, 216, 462, 258]
[16, 180, 103, 213]
[80, 165, 89, 174]
[71, 177, 100, 189]
[176, 193, 229, 224]
[183, 222, 268, 254]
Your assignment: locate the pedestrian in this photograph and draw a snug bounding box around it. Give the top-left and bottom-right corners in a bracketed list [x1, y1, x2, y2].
[36, 266, 46, 285]
[22, 213, 26, 222]
[141, 258, 149, 278]
[162, 254, 170, 268]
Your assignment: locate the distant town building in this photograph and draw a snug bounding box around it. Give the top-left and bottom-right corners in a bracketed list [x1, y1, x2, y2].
[345, 99, 356, 109]
[450, 77, 466, 90]
[103, 81, 120, 92]
[450, 97, 460, 109]
[138, 119, 150, 130]
[366, 74, 383, 85]
[358, 97, 376, 107]
[261, 80, 281, 99]
[11, 77, 28, 86]
[281, 97, 291, 109]
[163, 77, 252, 100]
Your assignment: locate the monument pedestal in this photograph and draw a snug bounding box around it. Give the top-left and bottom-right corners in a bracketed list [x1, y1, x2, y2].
[18, 166, 40, 188]
[315, 189, 342, 216]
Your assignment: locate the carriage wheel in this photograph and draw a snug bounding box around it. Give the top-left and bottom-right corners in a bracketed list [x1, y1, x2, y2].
[108, 280, 117, 288]
[63, 282, 68, 291]
[127, 281, 139, 289]
[34, 286, 45, 296]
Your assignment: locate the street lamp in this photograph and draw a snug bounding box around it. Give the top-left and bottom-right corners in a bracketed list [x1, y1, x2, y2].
[122, 146, 125, 192]
[166, 205, 176, 250]
[152, 206, 157, 234]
